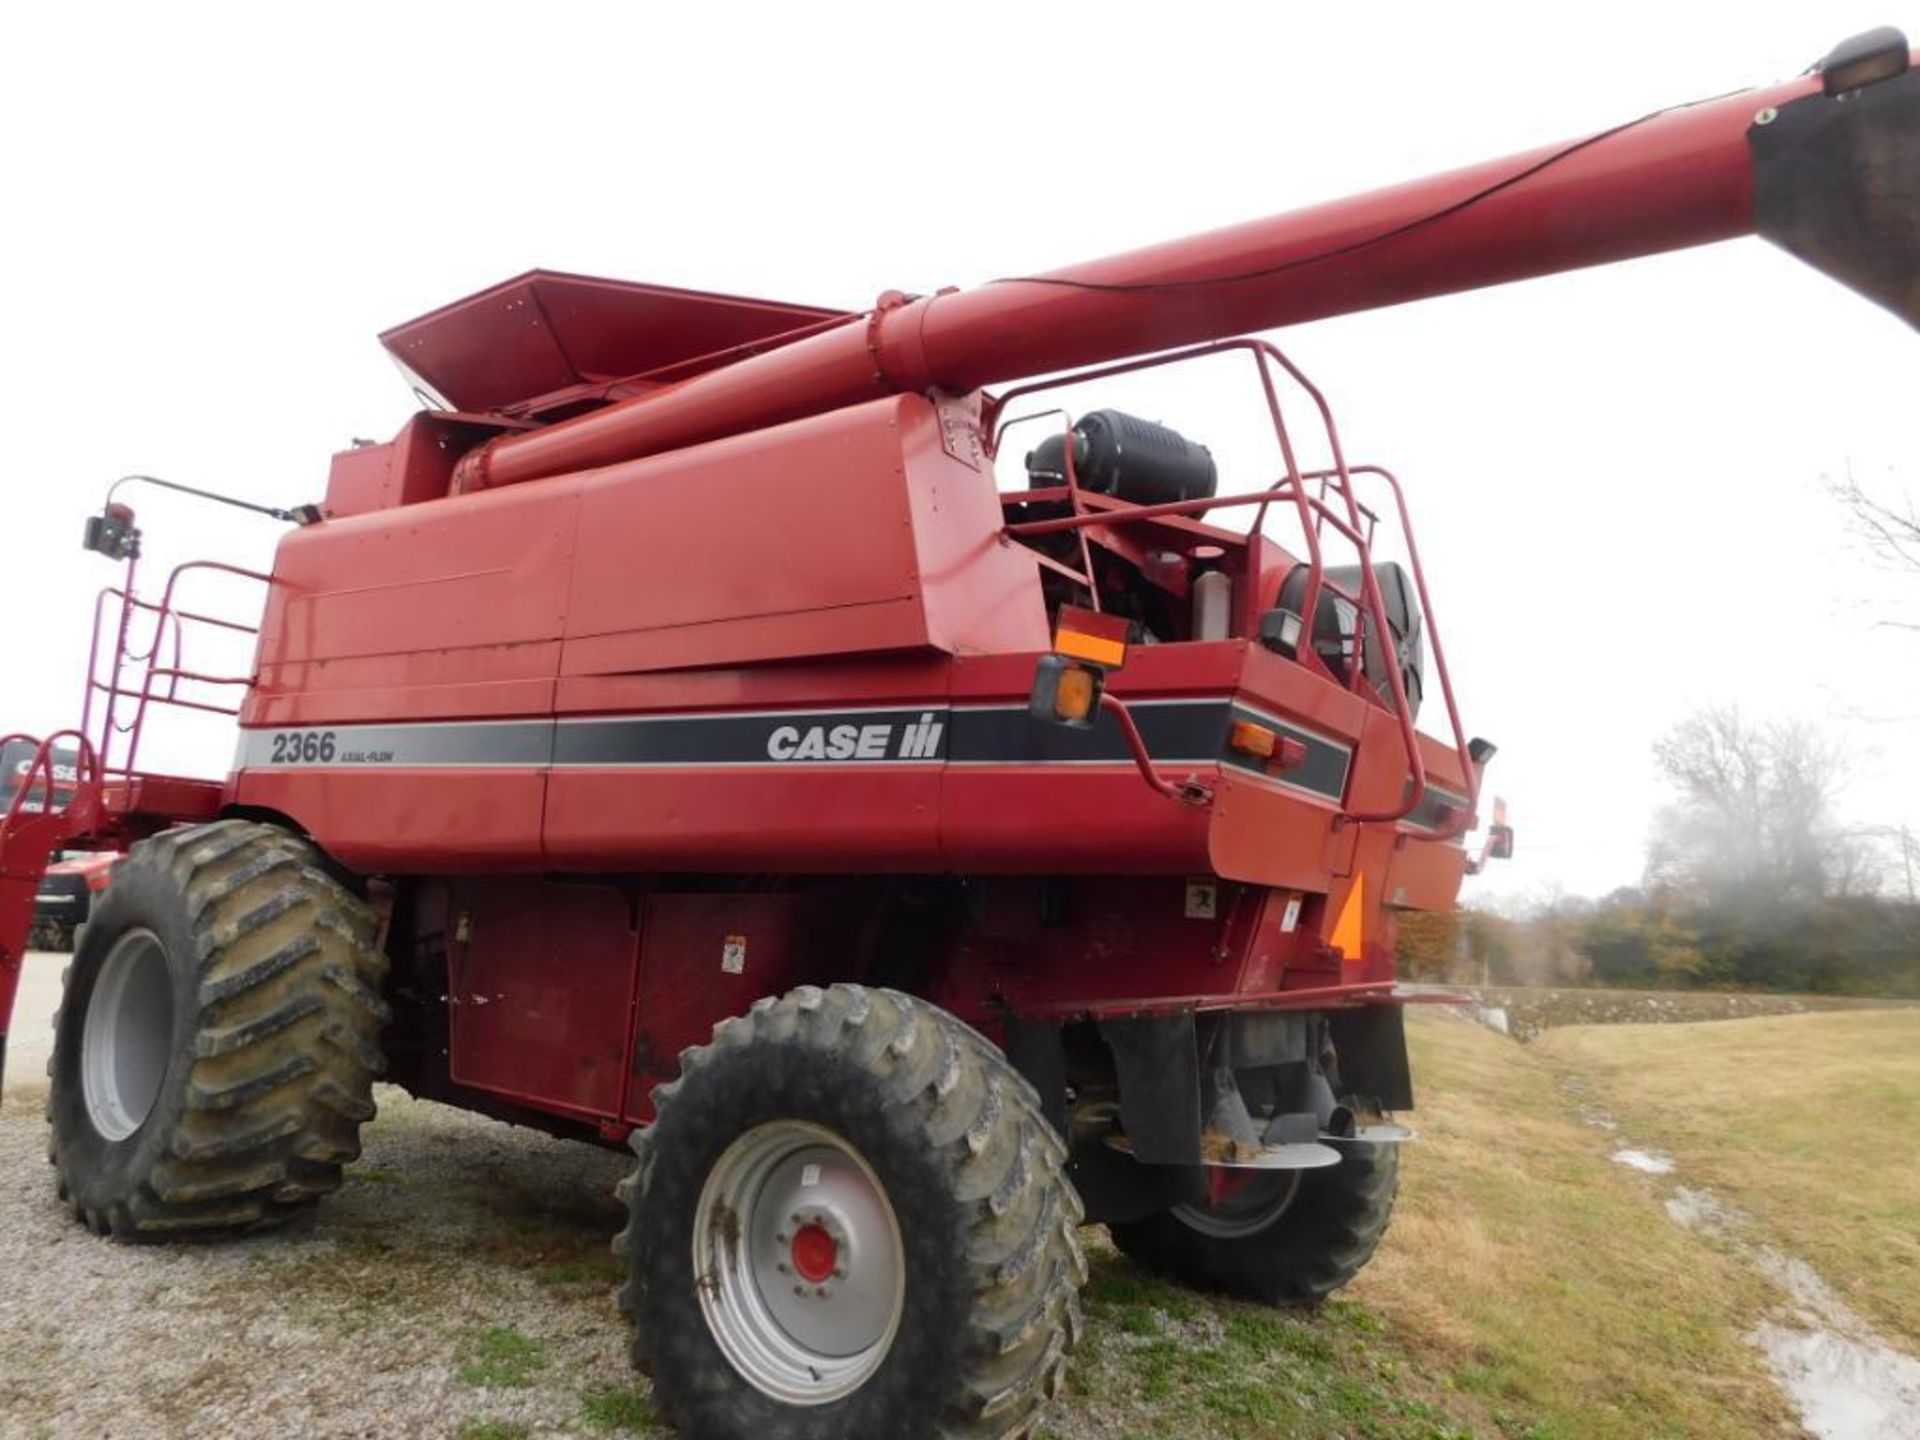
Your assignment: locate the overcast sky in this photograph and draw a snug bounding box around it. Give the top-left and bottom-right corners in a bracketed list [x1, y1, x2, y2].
[2, 2, 1914, 906]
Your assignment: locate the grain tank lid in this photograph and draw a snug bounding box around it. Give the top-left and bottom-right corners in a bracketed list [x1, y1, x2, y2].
[378, 270, 855, 416]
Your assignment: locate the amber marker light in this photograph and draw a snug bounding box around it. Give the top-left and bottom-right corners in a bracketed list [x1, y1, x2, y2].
[1055, 664, 1099, 723]
[1228, 720, 1277, 759]
[1028, 653, 1106, 731]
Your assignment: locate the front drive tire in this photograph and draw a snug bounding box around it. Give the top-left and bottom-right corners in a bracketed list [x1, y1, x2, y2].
[47, 819, 389, 1239]
[1110, 1140, 1398, 1305]
[618, 984, 1087, 1440]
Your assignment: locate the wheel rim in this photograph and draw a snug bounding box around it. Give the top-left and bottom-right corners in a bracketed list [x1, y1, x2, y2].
[80, 928, 175, 1142]
[693, 1119, 906, 1405]
[1172, 1171, 1303, 1239]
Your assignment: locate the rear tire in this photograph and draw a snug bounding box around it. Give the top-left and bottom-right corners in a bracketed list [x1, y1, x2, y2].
[617, 984, 1086, 1439]
[47, 819, 389, 1239]
[1110, 1141, 1398, 1305]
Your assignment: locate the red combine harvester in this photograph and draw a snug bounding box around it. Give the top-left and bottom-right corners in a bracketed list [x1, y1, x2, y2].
[2, 30, 1915, 1437]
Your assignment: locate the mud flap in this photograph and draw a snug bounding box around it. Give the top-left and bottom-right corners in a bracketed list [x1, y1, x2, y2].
[1098, 1014, 1201, 1166]
[1325, 1005, 1414, 1113]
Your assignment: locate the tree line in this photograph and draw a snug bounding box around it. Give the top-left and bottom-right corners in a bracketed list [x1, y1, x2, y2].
[1400, 708, 1920, 997]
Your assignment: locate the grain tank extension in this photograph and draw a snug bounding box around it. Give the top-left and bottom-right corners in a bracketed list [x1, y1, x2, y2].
[2, 30, 1916, 1439]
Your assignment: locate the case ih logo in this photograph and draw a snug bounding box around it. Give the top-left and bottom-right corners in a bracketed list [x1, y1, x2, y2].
[13, 760, 80, 785]
[765, 712, 946, 762]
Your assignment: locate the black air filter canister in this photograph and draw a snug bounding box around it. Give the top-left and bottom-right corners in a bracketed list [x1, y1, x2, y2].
[1024, 409, 1217, 505]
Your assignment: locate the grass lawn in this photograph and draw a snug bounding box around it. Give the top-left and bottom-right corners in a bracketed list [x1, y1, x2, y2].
[1537, 1008, 1920, 1351]
[1052, 1012, 1793, 1438]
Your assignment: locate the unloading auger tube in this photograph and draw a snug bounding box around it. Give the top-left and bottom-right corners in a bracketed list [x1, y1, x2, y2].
[451, 27, 1920, 494]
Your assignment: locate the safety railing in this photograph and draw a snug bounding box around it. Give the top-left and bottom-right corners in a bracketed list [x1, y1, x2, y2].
[983, 338, 1476, 836]
[0, 731, 101, 832]
[80, 556, 272, 782]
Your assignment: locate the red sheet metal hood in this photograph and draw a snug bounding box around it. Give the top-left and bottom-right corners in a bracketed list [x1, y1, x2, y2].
[379, 270, 853, 418]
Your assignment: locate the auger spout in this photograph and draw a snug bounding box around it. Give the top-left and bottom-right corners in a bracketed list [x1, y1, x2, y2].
[449, 29, 1919, 493]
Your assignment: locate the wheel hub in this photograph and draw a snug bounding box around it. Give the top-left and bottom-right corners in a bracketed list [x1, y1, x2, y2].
[1173, 1169, 1303, 1239]
[80, 928, 174, 1143]
[788, 1219, 840, 1285]
[694, 1120, 905, 1405]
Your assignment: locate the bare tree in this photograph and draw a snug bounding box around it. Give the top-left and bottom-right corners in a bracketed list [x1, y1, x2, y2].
[1645, 708, 1868, 904]
[1832, 466, 1920, 630]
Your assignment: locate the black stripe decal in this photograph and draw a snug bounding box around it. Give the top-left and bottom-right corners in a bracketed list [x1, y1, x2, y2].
[236, 701, 1355, 800]
[557, 709, 951, 765]
[1223, 705, 1353, 799]
[234, 721, 552, 770]
[1401, 780, 1471, 832]
[947, 702, 1221, 766]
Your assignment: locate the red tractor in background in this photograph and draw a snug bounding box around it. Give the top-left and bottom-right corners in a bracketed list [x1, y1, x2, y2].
[0, 739, 118, 949]
[2, 29, 1915, 1439]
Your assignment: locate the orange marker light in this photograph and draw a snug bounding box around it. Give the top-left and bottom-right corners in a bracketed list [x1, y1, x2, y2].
[1228, 720, 1276, 759]
[1055, 665, 1098, 723]
[1052, 604, 1129, 670]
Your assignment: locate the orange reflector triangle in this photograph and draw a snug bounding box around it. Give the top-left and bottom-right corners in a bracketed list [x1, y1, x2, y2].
[1330, 876, 1366, 960]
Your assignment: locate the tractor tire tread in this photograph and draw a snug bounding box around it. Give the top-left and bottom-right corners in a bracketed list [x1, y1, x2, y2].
[1111, 1135, 1398, 1306]
[619, 983, 1084, 1440]
[48, 819, 387, 1241]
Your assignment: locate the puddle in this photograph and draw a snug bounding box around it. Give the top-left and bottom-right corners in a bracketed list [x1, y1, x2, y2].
[1751, 1323, 1920, 1438]
[1646, 1169, 1920, 1437]
[1747, 1247, 1920, 1439]
[1609, 1147, 1674, 1175]
[1664, 1186, 1741, 1235]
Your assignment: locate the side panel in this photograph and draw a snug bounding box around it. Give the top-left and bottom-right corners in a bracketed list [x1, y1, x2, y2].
[546, 657, 953, 871]
[929, 878, 1348, 1024]
[238, 472, 577, 865]
[446, 878, 638, 1121]
[251, 479, 577, 690]
[624, 893, 838, 1123]
[564, 396, 946, 676]
[233, 769, 550, 873]
[555, 394, 1044, 677]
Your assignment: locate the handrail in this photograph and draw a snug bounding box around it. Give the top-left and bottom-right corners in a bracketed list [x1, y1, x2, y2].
[0, 731, 101, 831]
[996, 408, 1105, 611]
[985, 337, 1475, 832]
[82, 558, 271, 781]
[1099, 693, 1212, 806]
[1303, 464, 1477, 840]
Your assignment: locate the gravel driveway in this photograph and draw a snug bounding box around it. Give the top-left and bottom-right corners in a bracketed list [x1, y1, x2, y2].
[2, 950, 657, 1439]
[0, 956, 1137, 1440]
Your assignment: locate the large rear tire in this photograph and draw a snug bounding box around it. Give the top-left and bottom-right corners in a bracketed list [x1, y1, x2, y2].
[47, 819, 389, 1239]
[617, 984, 1086, 1439]
[1109, 1141, 1398, 1305]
